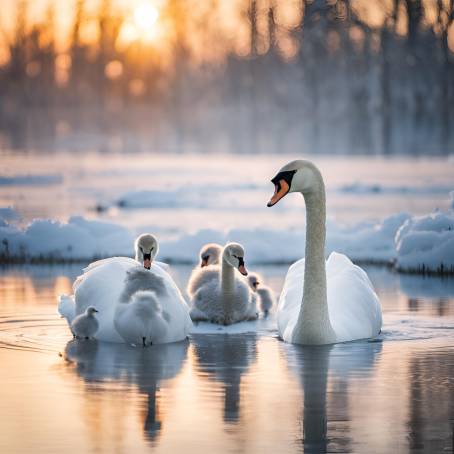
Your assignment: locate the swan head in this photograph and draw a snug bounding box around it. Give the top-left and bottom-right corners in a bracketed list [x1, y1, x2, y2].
[135, 234, 159, 269]
[267, 160, 322, 207]
[223, 243, 248, 276]
[86, 306, 99, 316]
[199, 243, 222, 267]
[247, 273, 261, 291]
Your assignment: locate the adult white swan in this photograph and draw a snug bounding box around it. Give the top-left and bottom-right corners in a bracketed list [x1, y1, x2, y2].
[190, 243, 257, 325]
[267, 160, 382, 345]
[58, 234, 192, 344]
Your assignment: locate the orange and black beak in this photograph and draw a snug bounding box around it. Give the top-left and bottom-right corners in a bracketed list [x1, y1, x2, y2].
[267, 170, 297, 207]
[267, 179, 290, 207]
[143, 252, 151, 270]
[201, 255, 209, 267]
[238, 256, 248, 276]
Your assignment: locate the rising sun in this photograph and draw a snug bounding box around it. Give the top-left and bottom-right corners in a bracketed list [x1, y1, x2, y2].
[133, 2, 159, 31]
[117, 1, 161, 47]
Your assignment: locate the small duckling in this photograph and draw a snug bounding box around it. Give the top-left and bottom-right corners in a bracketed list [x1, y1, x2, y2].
[247, 273, 275, 316]
[70, 306, 99, 340]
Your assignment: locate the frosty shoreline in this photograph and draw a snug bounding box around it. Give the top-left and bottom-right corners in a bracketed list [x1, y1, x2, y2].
[1, 208, 453, 275]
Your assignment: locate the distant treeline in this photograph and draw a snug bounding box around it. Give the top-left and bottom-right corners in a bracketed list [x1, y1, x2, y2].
[0, 0, 453, 154]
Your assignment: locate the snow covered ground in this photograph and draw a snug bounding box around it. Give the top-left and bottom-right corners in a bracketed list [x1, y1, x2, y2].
[0, 151, 453, 273]
[395, 210, 454, 273]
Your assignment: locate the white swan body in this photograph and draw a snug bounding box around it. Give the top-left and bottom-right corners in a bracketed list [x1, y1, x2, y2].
[190, 243, 256, 325]
[278, 252, 381, 343]
[59, 234, 192, 344]
[115, 290, 168, 346]
[187, 243, 222, 298]
[268, 160, 382, 344]
[58, 294, 76, 325]
[73, 261, 191, 343]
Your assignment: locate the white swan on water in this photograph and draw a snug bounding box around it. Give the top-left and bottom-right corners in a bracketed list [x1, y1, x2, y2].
[58, 234, 192, 344]
[267, 160, 382, 345]
[188, 244, 273, 320]
[189, 243, 257, 325]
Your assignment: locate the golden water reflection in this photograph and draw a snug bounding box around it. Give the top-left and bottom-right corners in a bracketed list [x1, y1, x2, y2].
[0, 264, 453, 452]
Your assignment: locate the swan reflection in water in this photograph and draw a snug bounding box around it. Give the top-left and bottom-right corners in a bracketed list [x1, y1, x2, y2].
[63, 339, 189, 443]
[283, 340, 382, 453]
[192, 333, 257, 423]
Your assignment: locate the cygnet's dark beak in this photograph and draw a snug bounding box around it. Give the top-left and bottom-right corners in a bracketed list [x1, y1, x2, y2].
[143, 252, 151, 269]
[201, 255, 209, 267]
[238, 257, 248, 276]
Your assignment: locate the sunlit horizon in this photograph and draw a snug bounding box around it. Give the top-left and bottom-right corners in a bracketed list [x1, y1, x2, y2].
[1, 0, 453, 62]
[0, 0, 453, 155]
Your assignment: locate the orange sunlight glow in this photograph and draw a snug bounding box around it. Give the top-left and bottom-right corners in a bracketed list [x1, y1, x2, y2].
[133, 2, 159, 31]
[117, 1, 161, 48]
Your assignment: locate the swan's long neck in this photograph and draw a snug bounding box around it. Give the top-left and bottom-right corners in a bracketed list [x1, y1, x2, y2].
[221, 257, 235, 321]
[292, 178, 336, 344]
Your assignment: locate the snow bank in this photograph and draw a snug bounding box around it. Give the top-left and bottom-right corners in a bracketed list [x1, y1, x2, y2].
[160, 214, 408, 264]
[327, 213, 410, 262]
[0, 213, 407, 264]
[0, 216, 133, 261]
[395, 211, 454, 274]
[1, 209, 453, 274]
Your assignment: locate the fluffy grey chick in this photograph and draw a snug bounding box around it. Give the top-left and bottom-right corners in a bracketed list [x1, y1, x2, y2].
[115, 291, 169, 347]
[70, 306, 99, 340]
[120, 266, 166, 303]
[187, 243, 222, 298]
[247, 273, 275, 316]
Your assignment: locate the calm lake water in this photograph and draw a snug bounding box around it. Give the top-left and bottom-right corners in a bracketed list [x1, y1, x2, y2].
[0, 264, 453, 453]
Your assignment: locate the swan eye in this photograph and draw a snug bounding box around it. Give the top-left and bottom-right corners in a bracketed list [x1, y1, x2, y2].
[271, 169, 297, 188]
[139, 246, 144, 253]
